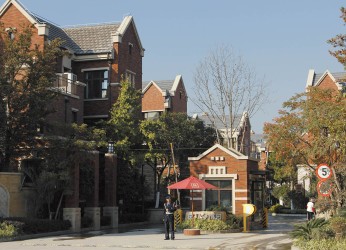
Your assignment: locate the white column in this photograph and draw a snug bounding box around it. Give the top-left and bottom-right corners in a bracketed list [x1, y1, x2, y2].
[63, 207, 81, 232]
[84, 207, 101, 230]
[103, 206, 119, 228]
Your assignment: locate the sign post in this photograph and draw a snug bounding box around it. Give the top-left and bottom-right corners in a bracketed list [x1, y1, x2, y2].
[316, 164, 333, 197]
[242, 204, 256, 232]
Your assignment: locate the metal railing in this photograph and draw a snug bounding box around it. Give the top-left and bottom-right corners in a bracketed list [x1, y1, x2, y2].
[53, 73, 78, 95]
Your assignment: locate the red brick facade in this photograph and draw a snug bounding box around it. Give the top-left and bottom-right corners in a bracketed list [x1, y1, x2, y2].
[188, 144, 264, 216]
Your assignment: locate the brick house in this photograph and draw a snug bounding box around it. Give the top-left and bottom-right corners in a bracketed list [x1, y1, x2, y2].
[188, 144, 265, 216]
[142, 75, 188, 119]
[0, 0, 144, 231]
[192, 111, 252, 156]
[298, 69, 346, 196]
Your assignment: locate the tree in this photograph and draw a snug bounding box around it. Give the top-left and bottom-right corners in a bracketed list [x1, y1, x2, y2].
[0, 24, 62, 171]
[264, 88, 346, 209]
[328, 7, 346, 67]
[140, 112, 216, 204]
[191, 45, 267, 149]
[105, 79, 145, 214]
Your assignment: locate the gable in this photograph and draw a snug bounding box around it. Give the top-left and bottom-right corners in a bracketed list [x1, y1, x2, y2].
[188, 144, 250, 161]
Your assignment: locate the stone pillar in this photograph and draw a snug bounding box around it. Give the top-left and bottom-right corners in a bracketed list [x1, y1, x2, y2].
[103, 206, 119, 228]
[104, 154, 118, 228]
[105, 153, 117, 207]
[63, 207, 81, 232]
[84, 207, 101, 230]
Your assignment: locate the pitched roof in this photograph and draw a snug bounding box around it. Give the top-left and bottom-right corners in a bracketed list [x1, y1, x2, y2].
[193, 112, 247, 131]
[63, 23, 121, 54]
[0, 0, 144, 56]
[188, 143, 250, 161]
[306, 69, 346, 90]
[142, 75, 184, 95]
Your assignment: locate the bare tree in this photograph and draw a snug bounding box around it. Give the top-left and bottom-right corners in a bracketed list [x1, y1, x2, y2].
[191, 45, 267, 149]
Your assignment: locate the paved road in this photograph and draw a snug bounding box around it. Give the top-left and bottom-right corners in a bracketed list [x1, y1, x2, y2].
[0, 214, 305, 250]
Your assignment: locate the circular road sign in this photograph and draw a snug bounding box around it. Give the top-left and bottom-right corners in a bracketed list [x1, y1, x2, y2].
[316, 164, 332, 180]
[317, 180, 333, 197]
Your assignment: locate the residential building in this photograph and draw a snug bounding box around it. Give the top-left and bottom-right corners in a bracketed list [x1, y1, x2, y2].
[192, 112, 252, 156]
[0, 0, 144, 231]
[142, 75, 188, 119]
[188, 144, 265, 216]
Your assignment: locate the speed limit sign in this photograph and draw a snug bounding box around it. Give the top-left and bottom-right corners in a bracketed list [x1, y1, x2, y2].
[315, 164, 332, 180]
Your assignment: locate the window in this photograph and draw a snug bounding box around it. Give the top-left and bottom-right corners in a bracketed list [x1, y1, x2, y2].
[125, 70, 136, 86]
[72, 110, 78, 123]
[144, 111, 161, 120]
[128, 43, 133, 55]
[205, 180, 232, 209]
[84, 70, 108, 99]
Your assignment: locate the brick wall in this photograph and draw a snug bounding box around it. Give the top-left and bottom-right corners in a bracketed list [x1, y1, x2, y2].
[317, 74, 339, 91]
[0, 172, 34, 217]
[171, 79, 187, 113]
[142, 84, 165, 111]
[0, 3, 45, 50]
[189, 146, 259, 215]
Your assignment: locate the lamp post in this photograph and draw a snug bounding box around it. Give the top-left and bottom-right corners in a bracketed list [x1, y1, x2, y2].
[108, 141, 114, 154]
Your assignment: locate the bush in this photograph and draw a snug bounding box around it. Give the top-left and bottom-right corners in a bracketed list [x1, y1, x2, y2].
[0, 222, 20, 238]
[269, 204, 284, 213]
[290, 218, 328, 240]
[226, 213, 242, 229]
[0, 217, 71, 234]
[329, 217, 346, 238]
[294, 238, 346, 250]
[178, 218, 231, 231]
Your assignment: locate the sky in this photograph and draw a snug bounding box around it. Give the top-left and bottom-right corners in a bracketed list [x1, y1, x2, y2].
[14, 0, 346, 133]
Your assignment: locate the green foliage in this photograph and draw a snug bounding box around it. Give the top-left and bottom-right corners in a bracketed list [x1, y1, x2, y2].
[0, 222, 20, 238]
[294, 238, 346, 250]
[265, 88, 346, 208]
[329, 216, 346, 236]
[290, 218, 328, 240]
[0, 218, 71, 235]
[272, 185, 290, 202]
[269, 204, 284, 213]
[0, 24, 63, 171]
[178, 218, 231, 231]
[107, 80, 142, 153]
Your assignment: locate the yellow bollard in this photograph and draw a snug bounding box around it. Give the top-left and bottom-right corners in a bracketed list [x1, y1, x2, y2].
[174, 209, 183, 230]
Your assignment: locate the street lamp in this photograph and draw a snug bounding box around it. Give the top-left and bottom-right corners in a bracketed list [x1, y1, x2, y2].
[108, 141, 114, 153]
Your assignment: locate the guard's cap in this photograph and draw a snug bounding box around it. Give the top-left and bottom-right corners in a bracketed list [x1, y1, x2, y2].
[165, 195, 171, 199]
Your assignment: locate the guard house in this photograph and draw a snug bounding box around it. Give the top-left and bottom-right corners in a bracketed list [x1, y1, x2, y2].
[188, 144, 266, 216]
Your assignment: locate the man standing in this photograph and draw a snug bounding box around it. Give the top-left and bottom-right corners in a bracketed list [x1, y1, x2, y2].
[306, 198, 315, 221]
[163, 195, 177, 240]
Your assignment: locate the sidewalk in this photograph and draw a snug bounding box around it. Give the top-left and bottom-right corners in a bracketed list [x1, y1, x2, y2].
[0, 215, 305, 250]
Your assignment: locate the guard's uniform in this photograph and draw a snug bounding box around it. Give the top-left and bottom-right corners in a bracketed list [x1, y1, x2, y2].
[163, 201, 176, 240]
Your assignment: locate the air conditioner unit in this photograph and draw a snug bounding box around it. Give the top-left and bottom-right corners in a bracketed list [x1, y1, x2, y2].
[64, 72, 77, 82]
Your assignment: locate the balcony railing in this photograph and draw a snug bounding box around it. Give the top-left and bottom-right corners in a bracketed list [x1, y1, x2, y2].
[54, 73, 78, 95]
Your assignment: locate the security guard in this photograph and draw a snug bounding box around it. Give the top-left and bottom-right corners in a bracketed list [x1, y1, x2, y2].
[163, 195, 177, 240]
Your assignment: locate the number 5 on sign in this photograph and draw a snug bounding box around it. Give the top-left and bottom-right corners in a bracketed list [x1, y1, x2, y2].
[316, 164, 332, 180]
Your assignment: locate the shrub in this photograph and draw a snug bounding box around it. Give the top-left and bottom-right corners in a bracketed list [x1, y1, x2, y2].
[329, 216, 346, 238]
[269, 204, 284, 213]
[0, 217, 71, 234]
[294, 238, 346, 250]
[226, 213, 242, 229]
[290, 218, 328, 240]
[0, 222, 19, 238]
[177, 218, 231, 231]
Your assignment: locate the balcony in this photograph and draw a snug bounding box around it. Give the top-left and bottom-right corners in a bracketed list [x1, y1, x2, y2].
[54, 73, 78, 95]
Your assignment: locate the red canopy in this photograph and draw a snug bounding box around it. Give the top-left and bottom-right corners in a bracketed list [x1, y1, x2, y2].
[167, 176, 217, 190]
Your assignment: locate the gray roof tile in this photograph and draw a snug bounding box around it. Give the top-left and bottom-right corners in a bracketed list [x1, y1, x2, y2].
[312, 72, 346, 86]
[30, 13, 120, 55]
[142, 80, 175, 91]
